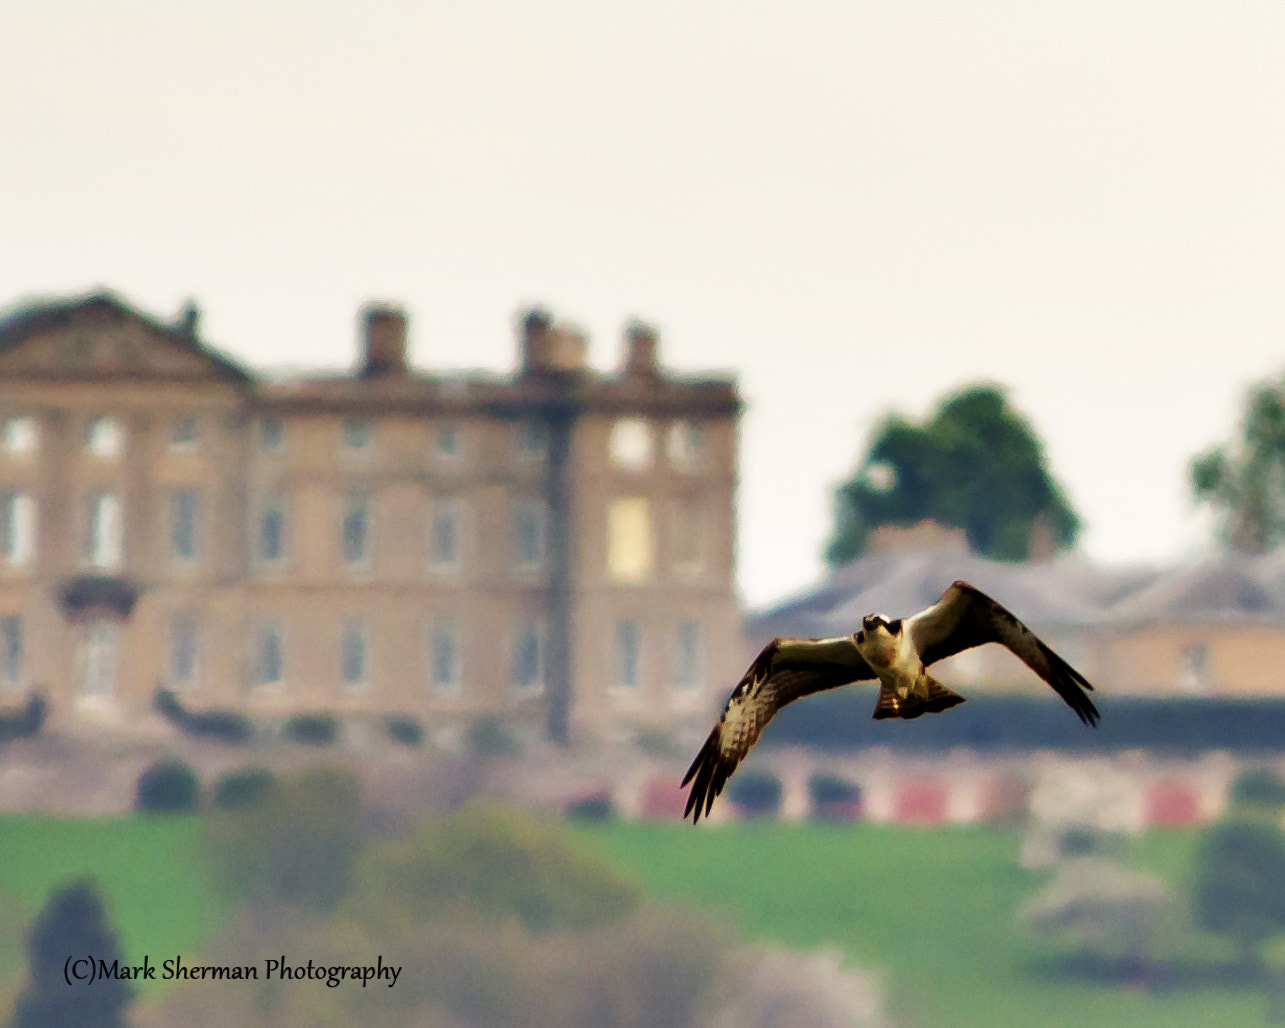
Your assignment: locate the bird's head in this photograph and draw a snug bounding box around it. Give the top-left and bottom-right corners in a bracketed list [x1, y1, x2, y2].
[861, 613, 902, 638]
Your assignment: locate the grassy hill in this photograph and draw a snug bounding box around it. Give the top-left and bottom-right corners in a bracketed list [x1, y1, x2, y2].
[573, 822, 1268, 1028]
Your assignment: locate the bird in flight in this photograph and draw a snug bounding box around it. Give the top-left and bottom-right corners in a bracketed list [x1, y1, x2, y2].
[682, 580, 1099, 823]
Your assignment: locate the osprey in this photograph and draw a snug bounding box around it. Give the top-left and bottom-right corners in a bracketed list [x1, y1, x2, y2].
[682, 580, 1099, 823]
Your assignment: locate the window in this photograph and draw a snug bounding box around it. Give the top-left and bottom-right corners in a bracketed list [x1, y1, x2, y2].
[516, 420, 547, 457]
[0, 615, 21, 690]
[430, 618, 462, 696]
[261, 418, 284, 454]
[614, 620, 641, 688]
[675, 621, 704, 690]
[85, 491, 122, 570]
[667, 420, 703, 468]
[342, 494, 371, 565]
[1, 416, 36, 457]
[671, 501, 704, 574]
[0, 490, 36, 567]
[342, 419, 371, 452]
[429, 498, 461, 570]
[609, 419, 652, 470]
[1179, 643, 1210, 694]
[259, 493, 286, 564]
[170, 612, 199, 689]
[436, 422, 460, 456]
[169, 489, 201, 562]
[607, 497, 653, 583]
[341, 618, 368, 690]
[513, 500, 546, 569]
[512, 621, 544, 694]
[170, 417, 198, 450]
[86, 416, 123, 458]
[254, 619, 284, 688]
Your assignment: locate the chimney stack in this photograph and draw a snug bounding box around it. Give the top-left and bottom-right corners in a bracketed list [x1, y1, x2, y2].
[624, 319, 659, 378]
[360, 303, 408, 378]
[519, 307, 587, 376]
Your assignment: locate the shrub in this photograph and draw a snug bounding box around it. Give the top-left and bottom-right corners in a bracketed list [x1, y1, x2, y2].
[154, 686, 186, 724]
[808, 772, 860, 806]
[386, 715, 425, 747]
[0, 692, 47, 743]
[566, 793, 615, 821]
[1230, 767, 1285, 810]
[727, 771, 782, 818]
[136, 759, 199, 813]
[184, 709, 254, 744]
[468, 714, 520, 758]
[282, 713, 339, 746]
[214, 767, 277, 810]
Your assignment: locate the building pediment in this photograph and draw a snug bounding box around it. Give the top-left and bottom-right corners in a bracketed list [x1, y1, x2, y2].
[0, 291, 252, 383]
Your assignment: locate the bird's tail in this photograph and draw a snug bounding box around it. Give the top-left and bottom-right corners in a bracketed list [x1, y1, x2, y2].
[873, 674, 966, 721]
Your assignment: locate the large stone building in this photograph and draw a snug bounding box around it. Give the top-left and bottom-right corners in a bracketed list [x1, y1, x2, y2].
[0, 291, 741, 740]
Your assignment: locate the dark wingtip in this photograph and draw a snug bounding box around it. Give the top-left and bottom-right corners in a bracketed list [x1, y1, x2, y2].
[681, 727, 722, 824]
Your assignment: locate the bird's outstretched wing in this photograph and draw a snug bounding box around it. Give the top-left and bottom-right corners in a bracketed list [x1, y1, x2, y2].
[681, 636, 875, 823]
[907, 580, 1100, 726]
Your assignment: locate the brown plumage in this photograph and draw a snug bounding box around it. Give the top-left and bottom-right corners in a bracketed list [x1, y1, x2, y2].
[681, 580, 1099, 823]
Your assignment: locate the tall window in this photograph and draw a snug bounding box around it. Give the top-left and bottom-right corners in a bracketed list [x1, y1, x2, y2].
[435, 422, 460, 456]
[170, 612, 199, 689]
[253, 618, 284, 688]
[667, 420, 703, 468]
[170, 417, 198, 450]
[607, 497, 653, 583]
[170, 489, 201, 562]
[259, 492, 286, 564]
[342, 494, 371, 565]
[675, 621, 704, 690]
[609, 419, 652, 470]
[342, 419, 371, 453]
[671, 500, 704, 574]
[512, 621, 544, 694]
[0, 615, 21, 691]
[85, 491, 122, 569]
[86, 416, 123, 458]
[341, 618, 368, 690]
[429, 498, 461, 570]
[1, 416, 37, 457]
[0, 490, 36, 567]
[513, 500, 546, 569]
[515, 420, 547, 458]
[430, 618, 462, 696]
[614, 619, 641, 688]
[261, 418, 284, 454]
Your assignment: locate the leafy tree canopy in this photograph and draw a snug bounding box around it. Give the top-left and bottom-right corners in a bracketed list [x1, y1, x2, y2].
[1192, 818, 1285, 966]
[1191, 378, 1285, 552]
[825, 384, 1080, 565]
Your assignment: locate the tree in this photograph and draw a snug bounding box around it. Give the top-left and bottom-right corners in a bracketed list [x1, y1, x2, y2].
[1193, 818, 1285, 969]
[11, 878, 132, 1028]
[1191, 378, 1285, 552]
[825, 384, 1080, 565]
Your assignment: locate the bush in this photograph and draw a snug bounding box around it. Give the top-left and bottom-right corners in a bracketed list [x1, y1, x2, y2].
[1230, 768, 1285, 810]
[185, 709, 254, 744]
[808, 772, 859, 806]
[136, 759, 199, 813]
[566, 793, 615, 821]
[727, 771, 782, 818]
[468, 714, 520, 758]
[214, 767, 277, 810]
[282, 713, 339, 746]
[154, 686, 186, 724]
[386, 715, 425, 747]
[0, 692, 47, 742]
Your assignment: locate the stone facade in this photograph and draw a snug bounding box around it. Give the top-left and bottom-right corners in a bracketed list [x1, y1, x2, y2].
[0, 292, 740, 740]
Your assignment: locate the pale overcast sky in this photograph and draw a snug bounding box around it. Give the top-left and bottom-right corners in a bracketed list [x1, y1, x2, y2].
[3, 3, 1284, 606]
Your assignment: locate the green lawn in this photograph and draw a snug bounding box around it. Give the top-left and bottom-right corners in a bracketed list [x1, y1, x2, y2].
[573, 821, 1269, 1028]
[0, 814, 229, 995]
